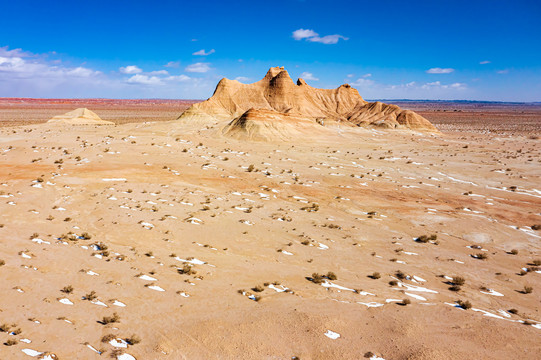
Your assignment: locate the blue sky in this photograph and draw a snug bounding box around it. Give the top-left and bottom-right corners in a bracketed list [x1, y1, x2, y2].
[1, 0, 540, 101]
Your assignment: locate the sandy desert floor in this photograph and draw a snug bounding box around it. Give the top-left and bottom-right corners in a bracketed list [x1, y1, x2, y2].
[0, 100, 540, 359]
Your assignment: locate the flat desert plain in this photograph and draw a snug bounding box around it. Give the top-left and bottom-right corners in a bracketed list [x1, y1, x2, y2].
[0, 99, 540, 359]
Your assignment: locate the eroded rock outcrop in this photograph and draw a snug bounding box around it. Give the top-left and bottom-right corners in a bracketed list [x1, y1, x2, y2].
[178, 67, 439, 139]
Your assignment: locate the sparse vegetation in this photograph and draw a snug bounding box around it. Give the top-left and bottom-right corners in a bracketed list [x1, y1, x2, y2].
[252, 285, 264, 292]
[401, 298, 411, 306]
[61, 285, 74, 294]
[177, 264, 196, 275]
[101, 312, 120, 324]
[125, 334, 141, 345]
[415, 234, 437, 243]
[4, 339, 17, 346]
[84, 291, 97, 301]
[523, 286, 533, 294]
[370, 272, 381, 279]
[457, 300, 472, 310]
[101, 334, 116, 342]
[474, 253, 488, 260]
[309, 271, 337, 284]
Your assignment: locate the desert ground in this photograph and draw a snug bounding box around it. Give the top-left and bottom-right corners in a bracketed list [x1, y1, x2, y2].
[0, 99, 540, 359]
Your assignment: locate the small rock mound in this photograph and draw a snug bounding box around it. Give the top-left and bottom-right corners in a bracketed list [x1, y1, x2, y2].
[47, 108, 114, 125]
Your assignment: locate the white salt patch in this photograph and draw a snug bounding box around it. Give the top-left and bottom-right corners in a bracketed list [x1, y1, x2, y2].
[268, 284, 289, 293]
[403, 251, 418, 255]
[324, 330, 340, 339]
[395, 281, 438, 294]
[472, 308, 506, 319]
[179, 292, 190, 297]
[147, 285, 165, 292]
[92, 300, 108, 307]
[405, 292, 426, 301]
[139, 274, 157, 281]
[117, 353, 136, 360]
[358, 302, 384, 307]
[20, 339, 31, 343]
[32, 238, 50, 245]
[113, 300, 126, 307]
[21, 252, 32, 259]
[109, 338, 128, 348]
[21, 349, 42, 357]
[59, 298, 73, 305]
[412, 275, 426, 282]
[480, 288, 504, 296]
[186, 217, 203, 224]
[281, 250, 293, 255]
[86, 344, 101, 354]
[385, 299, 402, 303]
[498, 310, 512, 318]
[175, 257, 206, 265]
[140, 222, 154, 229]
[318, 243, 329, 250]
[86, 270, 99, 276]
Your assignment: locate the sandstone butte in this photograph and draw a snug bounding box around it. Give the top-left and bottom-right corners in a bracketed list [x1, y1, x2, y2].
[47, 108, 114, 125]
[177, 66, 439, 140]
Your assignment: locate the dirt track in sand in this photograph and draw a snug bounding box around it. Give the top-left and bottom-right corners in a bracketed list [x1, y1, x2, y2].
[0, 101, 540, 359]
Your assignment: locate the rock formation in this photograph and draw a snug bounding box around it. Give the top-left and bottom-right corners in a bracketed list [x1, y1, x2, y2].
[47, 108, 114, 125]
[177, 67, 439, 139]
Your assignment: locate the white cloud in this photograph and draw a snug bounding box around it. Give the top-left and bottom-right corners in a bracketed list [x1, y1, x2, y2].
[497, 69, 509, 74]
[0, 46, 32, 58]
[193, 49, 215, 56]
[307, 35, 348, 44]
[292, 29, 348, 44]
[292, 29, 318, 40]
[479, 60, 491, 65]
[347, 74, 354, 78]
[166, 74, 191, 82]
[119, 65, 142, 74]
[234, 76, 250, 83]
[164, 61, 180, 68]
[148, 70, 169, 76]
[362, 73, 372, 78]
[126, 74, 164, 85]
[426, 67, 455, 74]
[420, 81, 466, 90]
[185, 62, 211, 73]
[66, 67, 101, 77]
[300, 72, 319, 81]
[0, 45, 219, 99]
[351, 78, 374, 86]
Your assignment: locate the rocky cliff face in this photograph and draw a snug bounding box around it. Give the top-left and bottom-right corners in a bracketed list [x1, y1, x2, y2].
[178, 67, 439, 137]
